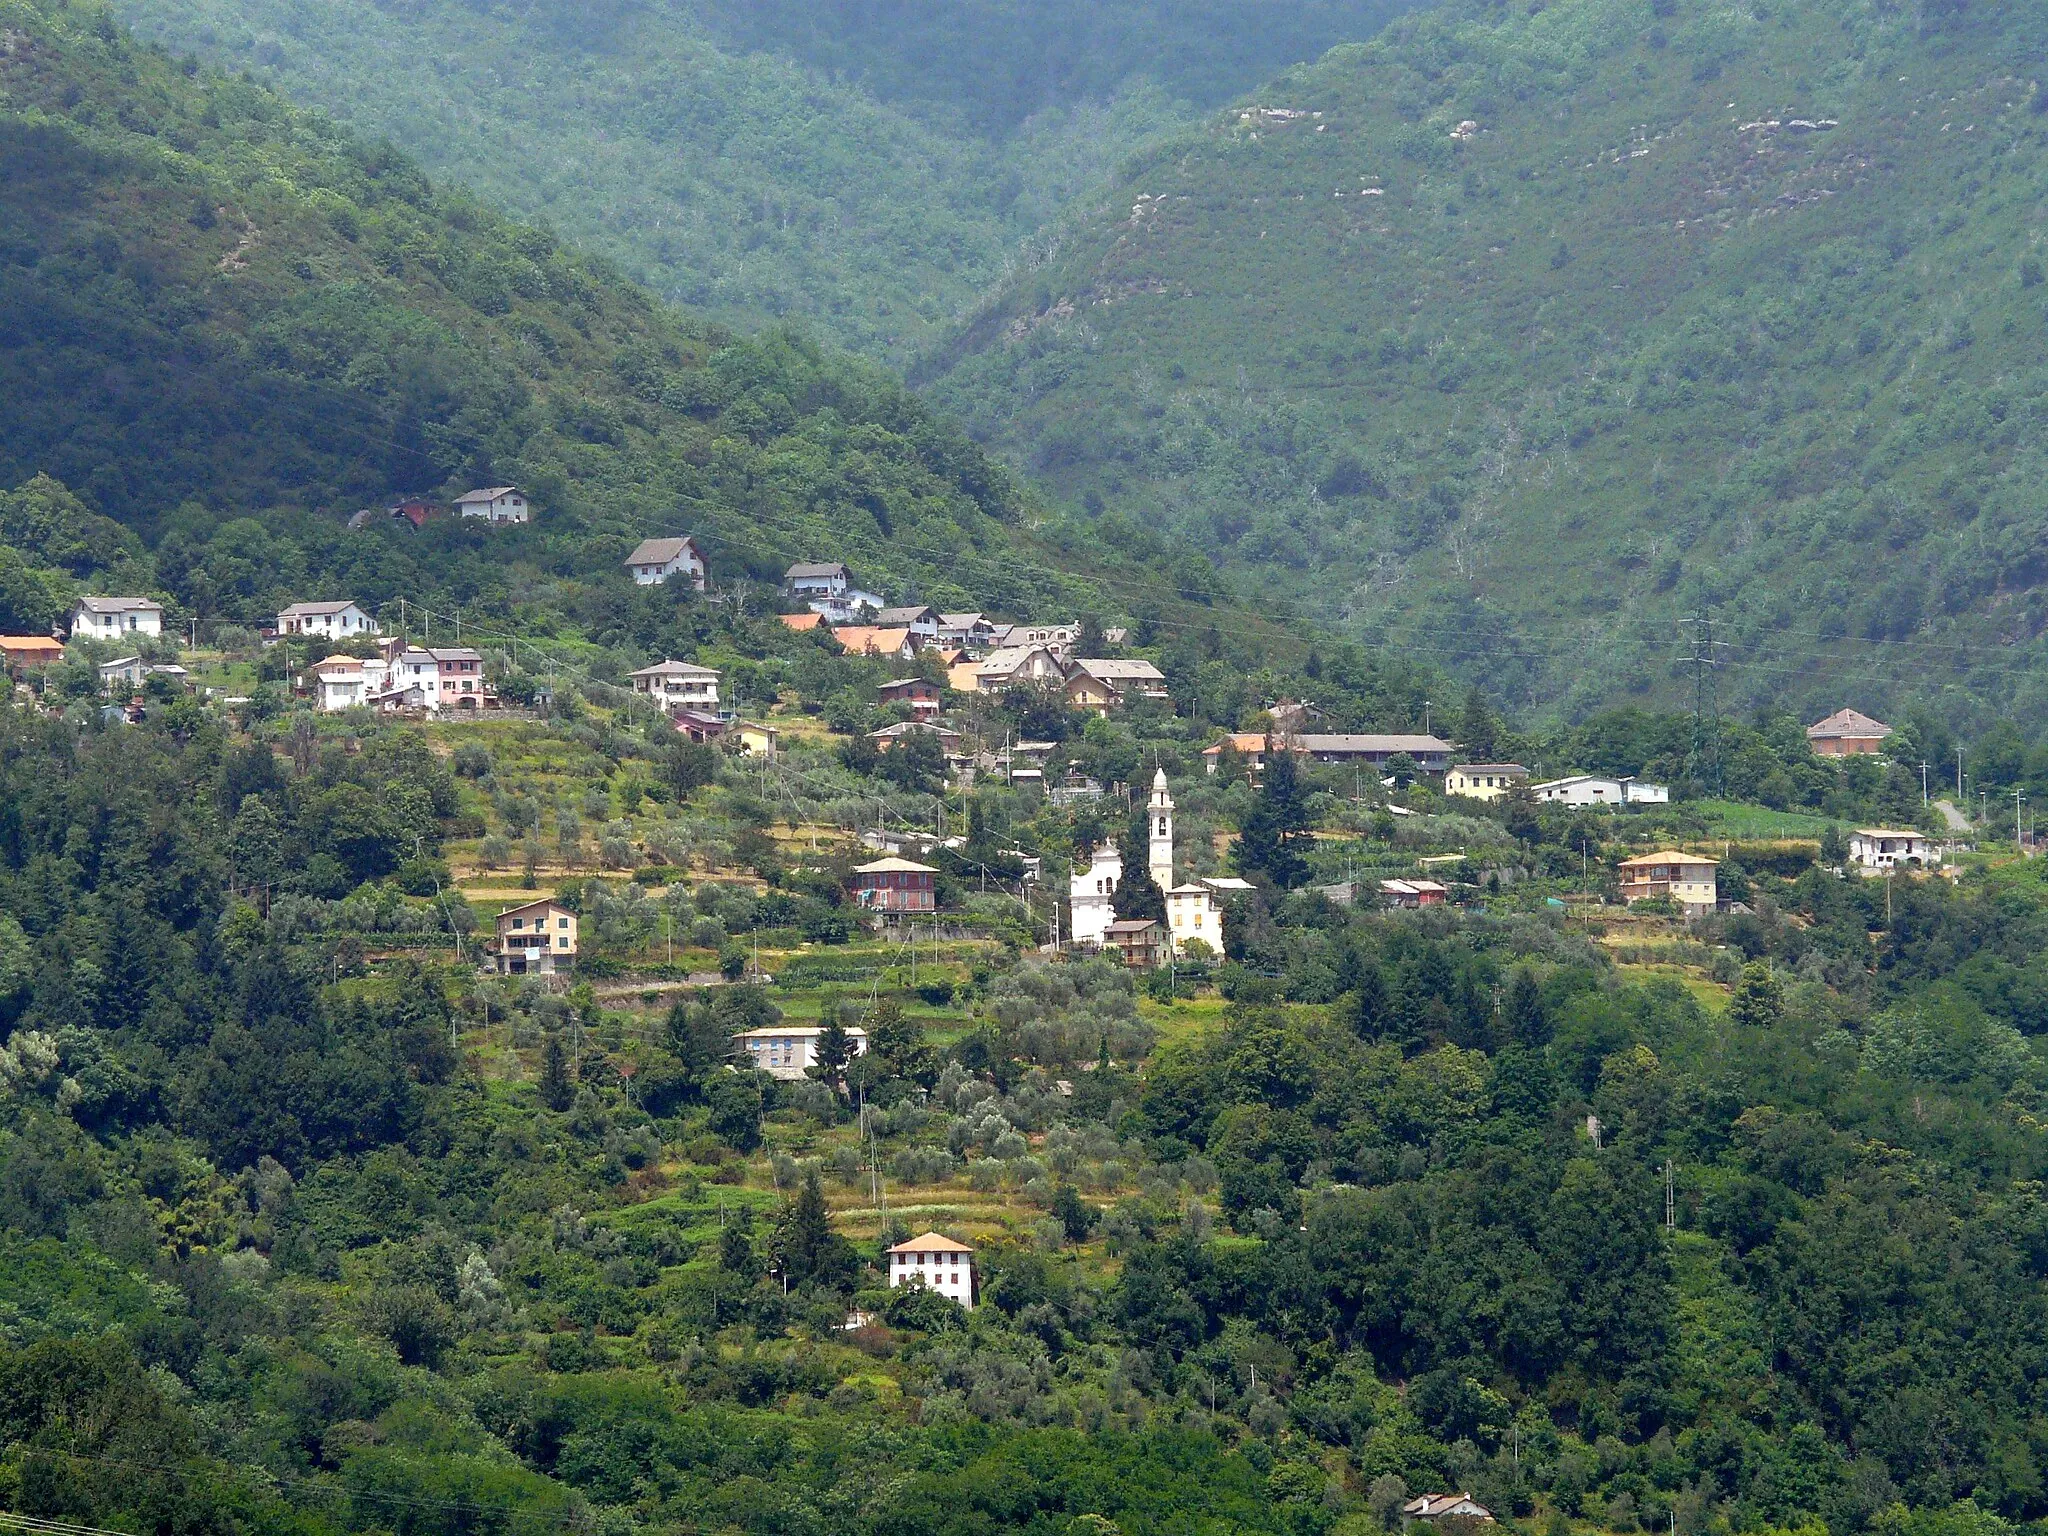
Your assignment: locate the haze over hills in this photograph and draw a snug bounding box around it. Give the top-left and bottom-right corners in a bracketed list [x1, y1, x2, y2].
[0, 0, 1349, 661]
[107, 0, 1424, 364]
[924, 0, 2048, 725]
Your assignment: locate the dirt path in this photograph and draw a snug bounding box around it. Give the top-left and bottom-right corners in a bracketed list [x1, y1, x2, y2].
[1932, 799, 1971, 831]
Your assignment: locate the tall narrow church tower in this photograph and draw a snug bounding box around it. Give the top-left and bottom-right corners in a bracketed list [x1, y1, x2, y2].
[1148, 766, 1175, 891]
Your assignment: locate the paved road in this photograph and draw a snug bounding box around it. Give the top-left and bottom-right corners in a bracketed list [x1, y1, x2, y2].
[1931, 799, 1972, 831]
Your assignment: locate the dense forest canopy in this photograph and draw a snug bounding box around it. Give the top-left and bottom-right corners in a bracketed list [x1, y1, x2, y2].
[0, 0, 1300, 653]
[925, 0, 2048, 728]
[105, 0, 1424, 361]
[15, 5, 2048, 1536]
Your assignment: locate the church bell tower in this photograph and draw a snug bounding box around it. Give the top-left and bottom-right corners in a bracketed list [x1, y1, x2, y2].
[1147, 766, 1174, 891]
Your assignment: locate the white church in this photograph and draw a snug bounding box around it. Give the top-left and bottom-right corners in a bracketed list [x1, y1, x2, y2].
[1069, 768, 1253, 956]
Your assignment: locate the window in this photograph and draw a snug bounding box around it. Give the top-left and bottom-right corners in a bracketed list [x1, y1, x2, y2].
[511, 918, 524, 930]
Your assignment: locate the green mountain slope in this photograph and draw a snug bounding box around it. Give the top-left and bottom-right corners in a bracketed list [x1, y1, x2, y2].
[0, 0, 1294, 645]
[927, 0, 2048, 725]
[107, 0, 1422, 362]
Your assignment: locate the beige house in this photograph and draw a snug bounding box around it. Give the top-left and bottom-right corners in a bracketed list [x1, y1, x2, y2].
[730, 720, 780, 758]
[494, 899, 577, 975]
[1445, 764, 1527, 802]
[1617, 852, 1719, 916]
[887, 1231, 974, 1308]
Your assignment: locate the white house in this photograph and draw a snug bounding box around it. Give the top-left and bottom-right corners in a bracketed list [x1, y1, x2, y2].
[629, 660, 721, 713]
[309, 653, 392, 712]
[990, 621, 1081, 658]
[278, 601, 380, 640]
[937, 613, 998, 651]
[1850, 829, 1942, 871]
[874, 605, 940, 644]
[455, 487, 530, 524]
[72, 597, 162, 641]
[1533, 774, 1668, 807]
[808, 589, 887, 624]
[785, 561, 849, 600]
[1166, 876, 1255, 956]
[624, 536, 707, 589]
[887, 1231, 974, 1309]
[732, 1025, 868, 1082]
[384, 647, 491, 711]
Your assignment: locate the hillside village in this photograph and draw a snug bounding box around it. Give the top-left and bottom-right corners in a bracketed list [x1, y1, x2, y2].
[0, 516, 1987, 986]
[2, 501, 2032, 1536]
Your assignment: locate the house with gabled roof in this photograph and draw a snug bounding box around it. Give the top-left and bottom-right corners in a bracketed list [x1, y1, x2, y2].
[629, 659, 721, 713]
[625, 536, 707, 590]
[72, 596, 163, 641]
[455, 487, 530, 524]
[278, 600, 379, 640]
[887, 1231, 974, 1308]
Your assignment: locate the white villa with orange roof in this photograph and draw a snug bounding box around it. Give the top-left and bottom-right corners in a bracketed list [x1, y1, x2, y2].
[887, 1232, 975, 1308]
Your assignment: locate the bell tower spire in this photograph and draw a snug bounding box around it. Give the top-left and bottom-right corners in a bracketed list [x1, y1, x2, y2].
[1148, 765, 1175, 891]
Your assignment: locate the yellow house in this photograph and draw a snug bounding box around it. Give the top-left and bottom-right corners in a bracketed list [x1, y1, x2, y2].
[731, 720, 780, 759]
[1444, 764, 1527, 802]
[1617, 852, 1719, 917]
[494, 898, 578, 975]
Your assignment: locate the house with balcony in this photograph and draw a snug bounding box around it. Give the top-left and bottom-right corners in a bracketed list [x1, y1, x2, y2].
[853, 858, 937, 916]
[878, 676, 942, 718]
[493, 899, 577, 975]
[629, 660, 721, 714]
[1617, 851, 1719, 916]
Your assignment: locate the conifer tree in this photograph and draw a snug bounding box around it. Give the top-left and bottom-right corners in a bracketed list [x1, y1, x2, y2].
[1235, 746, 1310, 888]
[539, 1032, 574, 1111]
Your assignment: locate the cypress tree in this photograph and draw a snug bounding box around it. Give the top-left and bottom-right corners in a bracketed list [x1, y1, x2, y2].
[539, 1032, 574, 1110]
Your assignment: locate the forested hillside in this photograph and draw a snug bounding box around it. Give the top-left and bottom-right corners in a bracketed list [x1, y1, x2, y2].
[927, 0, 2048, 727]
[105, 0, 1423, 361]
[0, 0, 1290, 648]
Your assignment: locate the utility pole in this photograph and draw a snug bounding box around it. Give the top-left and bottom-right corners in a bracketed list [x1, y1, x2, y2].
[2015, 787, 2028, 852]
[1686, 607, 1723, 796]
[1957, 746, 1965, 799]
[1664, 1159, 1675, 1233]
[1920, 761, 1929, 806]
